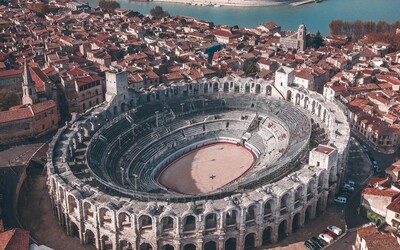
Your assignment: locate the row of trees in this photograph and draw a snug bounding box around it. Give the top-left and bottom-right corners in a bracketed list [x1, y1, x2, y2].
[329, 20, 400, 39]
[99, 0, 120, 10]
[365, 32, 400, 51]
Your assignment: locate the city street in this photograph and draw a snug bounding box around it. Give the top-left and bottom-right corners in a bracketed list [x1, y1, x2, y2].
[327, 135, 399, 250]
[352, 132, 399, 172]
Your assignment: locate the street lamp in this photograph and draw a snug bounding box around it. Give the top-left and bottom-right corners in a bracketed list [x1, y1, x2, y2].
[155, 110, 159, 128]
[132, 125, 135, 141]
[133, 174, 138, 191]
[210, 174, 216, 191]
[120, 166, 124, 186]
[180, 103, 184, 113]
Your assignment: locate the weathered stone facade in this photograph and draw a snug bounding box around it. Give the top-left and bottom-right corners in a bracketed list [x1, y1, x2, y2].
[46, 76, 350, 250]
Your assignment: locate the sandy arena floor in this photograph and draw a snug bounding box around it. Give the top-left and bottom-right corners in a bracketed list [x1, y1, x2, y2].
[158, 143, 254, 194]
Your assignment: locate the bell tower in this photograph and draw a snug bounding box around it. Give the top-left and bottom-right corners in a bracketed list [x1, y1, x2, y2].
[22, 58, 38, 105]
[297, 24, 307, 51]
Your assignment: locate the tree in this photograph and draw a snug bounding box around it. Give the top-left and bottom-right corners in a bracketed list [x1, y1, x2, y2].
[150, 6, 170, 18]
[0, 90, 21, 111]
[314, 31, 324, 49]
[98, 0, 120, 10]
[329, 20, 343, 35]
[28, 3, 49, 16]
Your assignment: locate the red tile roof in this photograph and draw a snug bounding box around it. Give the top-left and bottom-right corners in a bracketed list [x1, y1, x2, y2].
[387, 195, 400, 213]
[75, 75, 103, 87]
[30, 100, 56, 114]
[0, 69, 22, 78]
[0, 228, 29, 250]
[362, 187, 399, 197]
[0, 107, 33, 123]
[314, 145, 335, 155]
[357, 225, 399, 250]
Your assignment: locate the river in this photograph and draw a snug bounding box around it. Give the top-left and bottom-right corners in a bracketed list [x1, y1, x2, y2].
[85, 0, 400, 34]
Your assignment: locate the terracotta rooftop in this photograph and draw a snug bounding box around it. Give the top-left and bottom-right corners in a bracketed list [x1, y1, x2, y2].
[0, 228, 29, 250]
[30, 100, 56, 114]
[314, 145, 335, 155]
[357, 225, 399, 250]
[362, 187, 399, 198]
[75, 75, 103, 87]
[387, 195, 400, 213]
[0, 106, 33, 123]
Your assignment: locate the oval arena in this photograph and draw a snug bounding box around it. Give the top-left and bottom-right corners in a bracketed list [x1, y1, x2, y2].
[47, 75, 350, 250]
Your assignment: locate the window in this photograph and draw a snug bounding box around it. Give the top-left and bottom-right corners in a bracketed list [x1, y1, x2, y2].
[395, 213, 400, 219]
[42, 124, 45, 130]
[317, 161, 320, 167]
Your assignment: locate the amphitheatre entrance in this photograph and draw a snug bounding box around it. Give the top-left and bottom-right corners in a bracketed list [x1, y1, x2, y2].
[158, 143, 255, 194]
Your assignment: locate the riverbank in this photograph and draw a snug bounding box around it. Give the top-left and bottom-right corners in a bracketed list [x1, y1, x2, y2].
[86, 0, 400, 34]
[152, 0, 299, 7]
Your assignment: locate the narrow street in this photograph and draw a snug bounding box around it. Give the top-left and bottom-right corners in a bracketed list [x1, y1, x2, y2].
[327, 135, 399, 249]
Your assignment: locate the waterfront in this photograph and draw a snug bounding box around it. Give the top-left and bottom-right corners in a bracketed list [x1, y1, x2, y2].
[86, 0, 400, 34]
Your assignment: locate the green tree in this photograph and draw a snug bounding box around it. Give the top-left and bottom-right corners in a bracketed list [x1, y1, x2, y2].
[0, 90, 21, 111]
[98, 0, 120, 10]
[150, 6, 170, 18]
[28, 3, 49, 16]
[314, 31, 324, 49]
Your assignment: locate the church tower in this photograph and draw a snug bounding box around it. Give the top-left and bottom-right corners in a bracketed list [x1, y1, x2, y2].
[22, 58, 38, 105]
[297, 24, 307, 51]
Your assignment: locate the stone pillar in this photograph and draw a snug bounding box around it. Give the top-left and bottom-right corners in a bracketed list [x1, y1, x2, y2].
[256, 226, 264, 247]
[218, 235, 225, 250]
[174, 240, 181, 250]
[271, 222, 278, 243]
[197, 237, 204, 250]
[287, 215, 293, 237]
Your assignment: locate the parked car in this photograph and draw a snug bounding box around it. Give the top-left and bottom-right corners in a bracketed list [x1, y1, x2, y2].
[311, 236, 325, 248]
[304, 240, 318, 250]
[323, 229, 337, 239]
[319, 233, 333, 244]
[304, 240, 320, 250]
[374, 167, 382, 174]
[345, 180, 356, 187]
[372, 160, 378, 168]
[362, 144, 368, 151]
[334, 196, 347, 204]
[308, 240, 321, 250]
[343, 184, 354, 191]
[327, 225, 343, 235]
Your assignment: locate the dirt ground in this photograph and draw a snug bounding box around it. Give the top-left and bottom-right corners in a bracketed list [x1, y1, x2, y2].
[159, 143, 254, 194]
[18, 166, 95, 250]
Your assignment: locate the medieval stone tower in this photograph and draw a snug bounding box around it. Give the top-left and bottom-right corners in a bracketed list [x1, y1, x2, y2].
[297, 24, 307, 51]
[22, 59, 38, 105]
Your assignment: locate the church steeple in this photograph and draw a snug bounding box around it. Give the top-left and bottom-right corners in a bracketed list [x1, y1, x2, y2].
[22, 58, 38, 105]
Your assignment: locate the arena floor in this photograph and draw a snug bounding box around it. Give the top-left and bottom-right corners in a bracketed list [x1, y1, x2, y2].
[158, 143, 255, 194]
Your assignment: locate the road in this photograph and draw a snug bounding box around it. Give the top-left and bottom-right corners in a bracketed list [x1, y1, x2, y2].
[352, 132, 399, 171]
[327, 135, 399, 249]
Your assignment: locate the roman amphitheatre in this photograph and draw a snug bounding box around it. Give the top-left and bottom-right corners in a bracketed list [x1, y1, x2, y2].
[46, 70, 350, 250]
